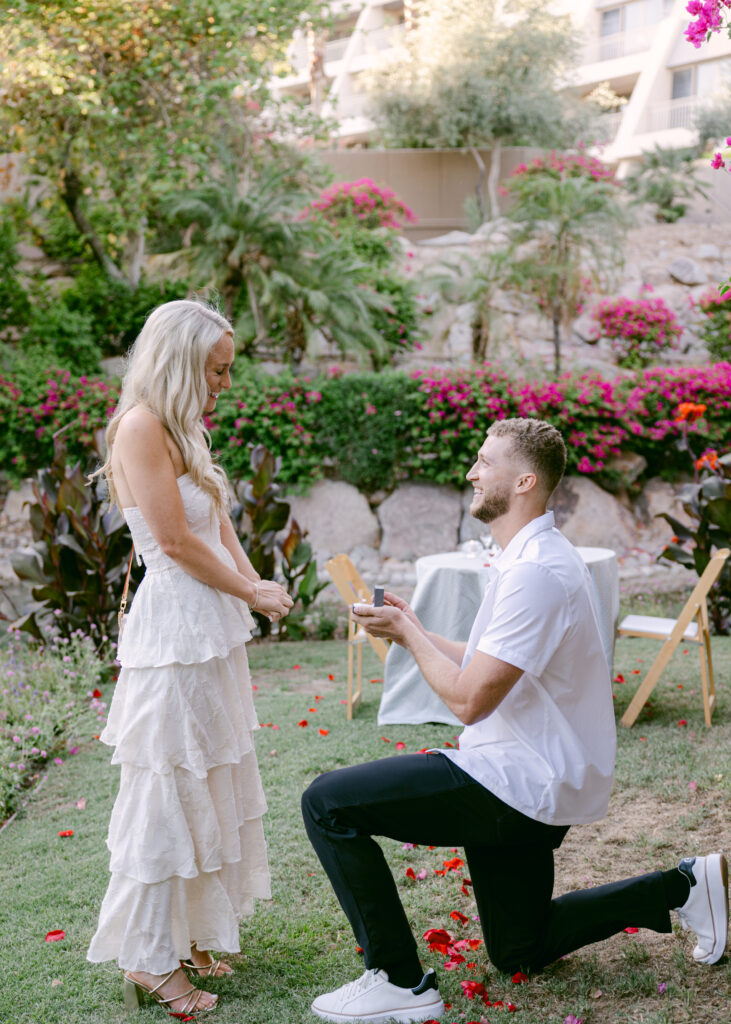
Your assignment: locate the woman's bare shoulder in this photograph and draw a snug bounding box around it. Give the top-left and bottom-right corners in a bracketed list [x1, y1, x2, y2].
[116, 407, 165, 444]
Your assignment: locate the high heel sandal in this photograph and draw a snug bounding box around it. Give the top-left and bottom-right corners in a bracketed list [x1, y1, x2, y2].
[181, 954, 231, 979]
[123, 969, 218, 1015]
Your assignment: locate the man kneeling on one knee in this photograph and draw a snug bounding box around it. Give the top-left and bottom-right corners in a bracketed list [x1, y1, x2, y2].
[302, 417, 728, 1024]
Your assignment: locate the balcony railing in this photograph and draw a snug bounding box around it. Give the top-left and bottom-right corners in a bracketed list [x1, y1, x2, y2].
[581, 26, 655, 64]
[646, 96, 701, 131]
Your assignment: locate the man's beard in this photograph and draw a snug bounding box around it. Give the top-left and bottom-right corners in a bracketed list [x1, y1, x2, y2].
[470, 485, 511, 523]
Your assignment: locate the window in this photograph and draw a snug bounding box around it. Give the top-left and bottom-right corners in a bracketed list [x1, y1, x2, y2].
[671, 68, 693, 100]
[600, 8, 621, 36]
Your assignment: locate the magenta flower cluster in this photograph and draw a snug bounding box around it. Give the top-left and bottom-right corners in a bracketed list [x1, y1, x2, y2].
[685, 0, 731, 47]
[509, 150, 616, 184]
[590, 294, 683, 368]
[305, 178, 417, 230]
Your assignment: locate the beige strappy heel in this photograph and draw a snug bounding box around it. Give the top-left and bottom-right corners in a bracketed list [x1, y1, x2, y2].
[123, 968, 218, 1015]
[180, 954, 231, 979]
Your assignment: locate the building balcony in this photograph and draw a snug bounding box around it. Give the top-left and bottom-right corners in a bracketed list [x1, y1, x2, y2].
[580, 25, 655, 66]
[646, 96, 701, 132]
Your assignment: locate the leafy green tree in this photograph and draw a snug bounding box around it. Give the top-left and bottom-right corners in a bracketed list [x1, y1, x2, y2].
[0, 0, 321, 286]
[365, 0, 594, 219]
[164, 159, 391, 367]
[625, 145, 708, 223]
[506, 161, 626, 375]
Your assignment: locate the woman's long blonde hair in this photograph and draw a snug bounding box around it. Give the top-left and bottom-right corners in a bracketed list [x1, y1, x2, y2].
[92, 299, 233, 517]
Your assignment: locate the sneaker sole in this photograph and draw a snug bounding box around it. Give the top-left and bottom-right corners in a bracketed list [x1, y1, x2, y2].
[311, 996, 445, 1023]
[692, 852, 728, 964]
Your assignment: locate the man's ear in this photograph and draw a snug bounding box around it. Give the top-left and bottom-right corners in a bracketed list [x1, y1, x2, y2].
[515, 472, 538, 494]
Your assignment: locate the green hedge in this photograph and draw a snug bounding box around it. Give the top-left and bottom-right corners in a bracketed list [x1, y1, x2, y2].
[2, 361, 730, 491]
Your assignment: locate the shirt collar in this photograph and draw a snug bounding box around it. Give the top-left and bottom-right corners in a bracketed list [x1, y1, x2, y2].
[493, 511, 556, 572]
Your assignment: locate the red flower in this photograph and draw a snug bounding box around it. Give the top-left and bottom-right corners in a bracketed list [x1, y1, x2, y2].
[405, 867, 416, 880]
[309, 707, 317, 712]
[293, 664, 301, 670]
[355, 945, 364, 954]
[623, 927, 639, 933]
[57, 830, 73, 838]
[678, 719, 688, 727]
[45, 930, 65, 942]
[298, 720, 309, 727]
[460, 980, 487, 1000]
[318, 729, 329, 736]
[613, 673, 625, 684]
[395, 741, 406, 750]
[443, 953, 465, 970]
[423, 928, 453, 953]
[511, 971, 529, 984]
[328, 674, 334, 681]
[92, 688, 102, 698]
[507, 1002, 517, 1011]
[443, 857, 464, 872]
[450, 910, 469, 924]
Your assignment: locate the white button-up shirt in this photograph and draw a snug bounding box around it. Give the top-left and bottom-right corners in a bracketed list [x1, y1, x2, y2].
[439, 512, 616, 826]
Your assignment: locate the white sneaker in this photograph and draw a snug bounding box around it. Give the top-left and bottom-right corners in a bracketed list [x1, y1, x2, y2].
[675, 853, 729, 964]
[311, 968, 444, 1023]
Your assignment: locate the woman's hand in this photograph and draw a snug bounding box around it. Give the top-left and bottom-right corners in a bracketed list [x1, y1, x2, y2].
[252, 580, 293, 623]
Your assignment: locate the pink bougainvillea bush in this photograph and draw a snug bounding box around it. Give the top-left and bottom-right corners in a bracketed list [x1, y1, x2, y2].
[3, 361, 731, 492]
[508, 150, 617, 184]
[590, 292, 683, 368]
[304, 178, 417, 231]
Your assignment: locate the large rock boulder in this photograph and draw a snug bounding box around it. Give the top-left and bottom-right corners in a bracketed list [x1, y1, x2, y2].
[549, 475, 637, 552]
[632, 477, 694, 554]
[378, 482, 461, 559]
[287, 480, 379, 560]
[668, 257, 706, 286]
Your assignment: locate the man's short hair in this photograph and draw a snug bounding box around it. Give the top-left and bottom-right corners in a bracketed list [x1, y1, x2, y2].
[487, 417, 567, 496]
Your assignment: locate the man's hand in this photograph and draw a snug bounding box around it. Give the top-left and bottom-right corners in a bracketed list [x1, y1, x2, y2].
[352, 599, 415, 646]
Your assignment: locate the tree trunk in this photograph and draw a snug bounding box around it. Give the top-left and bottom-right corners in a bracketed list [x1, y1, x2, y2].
[552, 315, 561, 376]
[470, 147, 487, 225]
[60, 166, 126, 283]
[124, 217, 147, 289]
[244, 273, 267, 341]
[486, 139, 502, 222]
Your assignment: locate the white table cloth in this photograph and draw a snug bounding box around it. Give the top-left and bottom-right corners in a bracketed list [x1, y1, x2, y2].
[378, 546, 619, 726]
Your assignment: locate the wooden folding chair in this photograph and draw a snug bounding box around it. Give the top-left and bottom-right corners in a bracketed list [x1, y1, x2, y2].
[325, 554, 389, 720]
[617, 548, 729, 728]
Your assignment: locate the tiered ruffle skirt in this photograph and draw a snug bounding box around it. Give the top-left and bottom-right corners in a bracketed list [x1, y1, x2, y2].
[87, 569, 270, 974]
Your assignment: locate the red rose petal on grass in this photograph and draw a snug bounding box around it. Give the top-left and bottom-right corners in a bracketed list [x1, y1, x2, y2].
[507, 1003, 517, 1012]
[298, 720, 309, 728]
[493, 1000, 504, 1007]
[434, 869, 446, 876]
[92, 688, 102, 698]
[417, 868, 428, 879]
[511, 971, 529, 984]
[57, 830, 73, 838]
[369, 678, 383, 684]
[443, 741, 453, 748]
[356, 945, 364, 954]
[678, 720, 687, 727]
[328, 674, 334, 681]
[632, 669, 640, 675]
[169, 1014, 195, 1021]
[309, 707, 317, 713]
[683, 649, 689, 654]
[460, 980, 487, 999]
[318, 729, 329, 736]
[405, 867, 416, 880]
[450, 910, 469, 924]
[341, 699, 347, 704]
[45, 930, 65, 942]
[293, 665, 301, 670]
[315, 695, 323, 700]
[252, 684, 258, 691]
[444, 1004, 452, 1011]
[395, 741, 406, 750]
[613, 674, 625, 684]
[381, 736, 391, 742]
[444, 857, 464, 871]
[623, 926, 639, 933]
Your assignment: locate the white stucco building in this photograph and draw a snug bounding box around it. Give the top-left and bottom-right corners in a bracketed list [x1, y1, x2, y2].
[271, 0, 731, 165]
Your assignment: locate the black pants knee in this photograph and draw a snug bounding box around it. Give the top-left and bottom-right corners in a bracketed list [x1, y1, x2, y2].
[301, 753, 672, 975]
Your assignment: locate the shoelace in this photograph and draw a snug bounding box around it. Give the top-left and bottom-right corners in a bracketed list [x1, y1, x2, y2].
[339, 969, 383, 1000]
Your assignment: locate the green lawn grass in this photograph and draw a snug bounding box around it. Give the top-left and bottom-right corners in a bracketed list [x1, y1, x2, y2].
[2, 636, 730, 1024]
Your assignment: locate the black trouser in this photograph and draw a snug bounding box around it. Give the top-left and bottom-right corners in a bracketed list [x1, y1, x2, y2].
[301, 753, 671, 976]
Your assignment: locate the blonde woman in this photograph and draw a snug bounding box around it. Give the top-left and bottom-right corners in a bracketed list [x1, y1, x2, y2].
[87, 300, 292, 1015]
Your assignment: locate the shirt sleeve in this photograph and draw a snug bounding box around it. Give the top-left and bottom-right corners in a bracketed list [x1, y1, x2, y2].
[475, 562, 571, 676]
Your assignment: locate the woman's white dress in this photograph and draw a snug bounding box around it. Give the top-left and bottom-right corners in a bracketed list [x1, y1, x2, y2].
[87, 474, 270, 974]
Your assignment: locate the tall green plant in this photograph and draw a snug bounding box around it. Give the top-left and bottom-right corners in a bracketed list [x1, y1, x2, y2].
[2, 429, 141, 647]
[506, 161, 626, 374]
